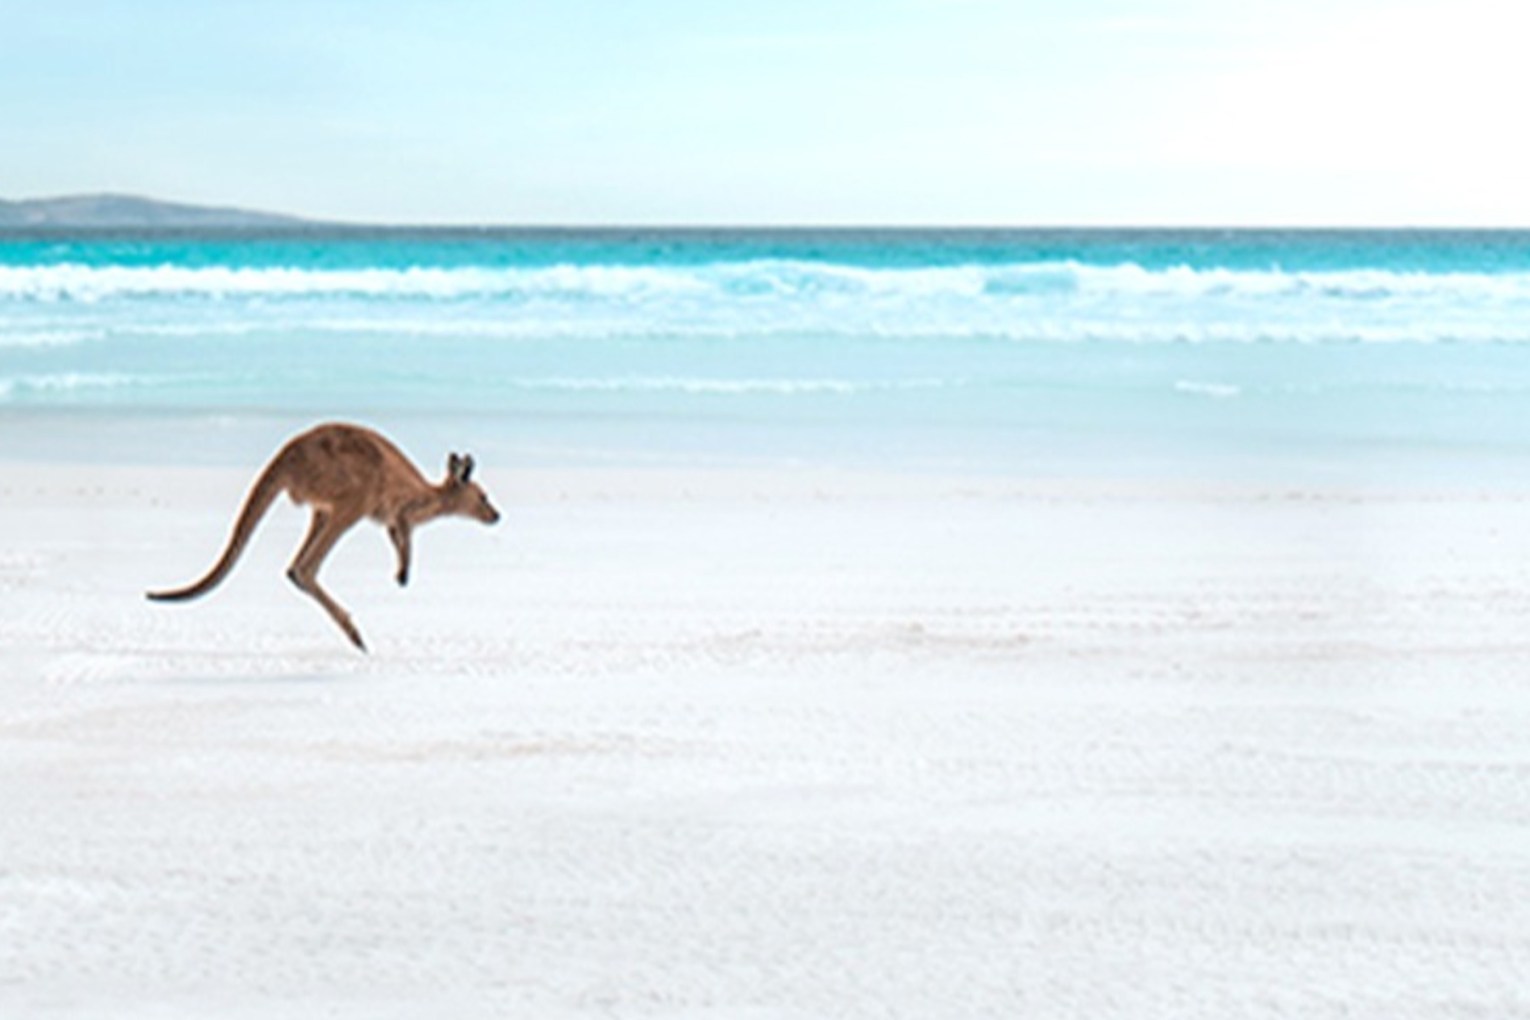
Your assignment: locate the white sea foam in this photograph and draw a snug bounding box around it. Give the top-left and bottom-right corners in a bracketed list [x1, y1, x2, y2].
[0, 263, 707, 302]
[350, 319, 1530, 345]
[0, 372, 163, 399]
[0, 327, 104, 348]
[506, 376, 953, 395]
[7, 259, 1530, 352]
[1174, 380, 1243, 399]
[11, 311, 1530, 347]
[118, 322, 271, 338]
[22, 314, 1530, 347]
[5, 259, 1530, 306]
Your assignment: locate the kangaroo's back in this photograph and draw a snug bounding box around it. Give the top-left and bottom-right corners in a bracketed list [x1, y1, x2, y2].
[279, 423, 430, 513]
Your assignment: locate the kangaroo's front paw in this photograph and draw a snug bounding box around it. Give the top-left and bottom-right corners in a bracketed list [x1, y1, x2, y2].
[396, 569, 409, 587]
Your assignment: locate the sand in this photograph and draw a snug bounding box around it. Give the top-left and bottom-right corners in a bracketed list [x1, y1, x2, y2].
[4, 458, 1530, 1018]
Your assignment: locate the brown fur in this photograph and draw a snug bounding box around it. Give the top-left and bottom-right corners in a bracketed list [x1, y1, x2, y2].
[147, 422, 500, 650]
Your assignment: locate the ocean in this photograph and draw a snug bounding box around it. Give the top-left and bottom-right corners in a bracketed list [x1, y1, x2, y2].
[6, 228, 1530, 484]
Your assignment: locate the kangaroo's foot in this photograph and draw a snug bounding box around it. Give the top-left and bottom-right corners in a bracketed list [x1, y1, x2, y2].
[388, 522, 412, 590]
[342, 617, 367, 652]
[287, 570, 367, 653]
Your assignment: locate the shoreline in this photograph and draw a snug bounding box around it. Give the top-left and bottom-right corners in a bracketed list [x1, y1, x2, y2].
[14, 403, 1530, 492]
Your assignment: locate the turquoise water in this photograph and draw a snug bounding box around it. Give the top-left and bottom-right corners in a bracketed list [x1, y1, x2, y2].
[6, 228, 1530, 482]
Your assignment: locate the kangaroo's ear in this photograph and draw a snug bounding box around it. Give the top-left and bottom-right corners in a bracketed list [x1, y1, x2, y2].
[447, 453, 463, 481]
[460, 454, 475, 483]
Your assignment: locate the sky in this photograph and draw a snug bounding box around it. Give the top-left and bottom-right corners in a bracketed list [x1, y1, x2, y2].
[4, 0, 1530, 226]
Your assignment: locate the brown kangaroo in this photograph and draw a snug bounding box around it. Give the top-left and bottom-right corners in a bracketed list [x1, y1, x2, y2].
[147, 422, 500, 650]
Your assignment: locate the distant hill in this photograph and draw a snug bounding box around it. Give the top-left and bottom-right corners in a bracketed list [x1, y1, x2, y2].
[0, 193, 314, 229]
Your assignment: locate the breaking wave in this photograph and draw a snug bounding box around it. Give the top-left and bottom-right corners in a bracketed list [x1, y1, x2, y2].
[5, 258, 1530, 346]
[4, 258, 1530, 305]
[0, 372, 172, 401]
[503, 376, 953, 395]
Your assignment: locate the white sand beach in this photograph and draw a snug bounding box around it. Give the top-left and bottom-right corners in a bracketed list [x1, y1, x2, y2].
[5, 454, 1530, 1018]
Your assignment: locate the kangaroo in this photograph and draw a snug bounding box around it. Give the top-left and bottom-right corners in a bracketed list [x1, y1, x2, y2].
[147, 422, 500, 651]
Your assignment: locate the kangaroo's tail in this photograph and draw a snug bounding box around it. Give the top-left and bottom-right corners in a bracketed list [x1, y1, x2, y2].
[146, 456, 287, 602]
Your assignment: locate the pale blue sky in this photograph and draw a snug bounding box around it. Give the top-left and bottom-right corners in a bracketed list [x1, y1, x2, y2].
[5, 0, 1528, 225]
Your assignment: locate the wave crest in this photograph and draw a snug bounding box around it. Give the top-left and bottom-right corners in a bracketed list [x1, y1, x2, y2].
[4, 258, 1530, 304]
[7, 258, 1530, 347]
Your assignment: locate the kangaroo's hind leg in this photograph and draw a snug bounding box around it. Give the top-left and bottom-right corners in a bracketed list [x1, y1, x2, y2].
[287, 507, 367, 651]
[388, 520, 412, 587]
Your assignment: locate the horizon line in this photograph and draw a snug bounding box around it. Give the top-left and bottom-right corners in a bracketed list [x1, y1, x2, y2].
[7, 193, 1530, 234]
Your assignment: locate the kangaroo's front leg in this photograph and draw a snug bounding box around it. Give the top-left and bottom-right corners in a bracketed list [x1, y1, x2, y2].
[288, 508, 367, 651]
[388, 521, 412, 587]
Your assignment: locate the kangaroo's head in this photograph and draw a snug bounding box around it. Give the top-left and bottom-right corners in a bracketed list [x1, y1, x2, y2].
[443, 453, 501, 524]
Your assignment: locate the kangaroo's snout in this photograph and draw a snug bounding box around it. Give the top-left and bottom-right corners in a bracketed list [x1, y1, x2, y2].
[471, 487, 501, 525]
